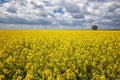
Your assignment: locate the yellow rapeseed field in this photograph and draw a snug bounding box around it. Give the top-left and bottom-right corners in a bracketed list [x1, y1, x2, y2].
[0, 30, 120, 80]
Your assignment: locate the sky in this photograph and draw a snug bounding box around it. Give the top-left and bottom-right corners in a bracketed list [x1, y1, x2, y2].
[0, 0, 120, 29]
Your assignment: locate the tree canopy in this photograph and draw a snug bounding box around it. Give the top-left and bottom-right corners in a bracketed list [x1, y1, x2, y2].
[92, 25, 98, 30]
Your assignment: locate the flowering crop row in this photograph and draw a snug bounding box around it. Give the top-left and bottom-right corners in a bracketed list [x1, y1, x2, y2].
[0, 30, 120, 80]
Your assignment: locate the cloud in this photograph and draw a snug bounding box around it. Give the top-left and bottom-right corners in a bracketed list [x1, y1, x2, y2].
[0, 0, 120, 29]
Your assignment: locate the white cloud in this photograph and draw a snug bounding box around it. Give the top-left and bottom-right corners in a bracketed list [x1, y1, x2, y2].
[0, 0, 120, 29]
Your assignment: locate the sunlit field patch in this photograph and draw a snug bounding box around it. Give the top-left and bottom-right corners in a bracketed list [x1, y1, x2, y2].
[0, 30, 120, 80]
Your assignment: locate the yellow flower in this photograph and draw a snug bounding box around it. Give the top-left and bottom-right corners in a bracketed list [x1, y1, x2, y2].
[17, 76, 22, 80]
[3, 69, 9, 74]
[0, 75, 5, 80]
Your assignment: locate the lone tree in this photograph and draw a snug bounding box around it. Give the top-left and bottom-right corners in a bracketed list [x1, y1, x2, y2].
[92, 25, 98, 30]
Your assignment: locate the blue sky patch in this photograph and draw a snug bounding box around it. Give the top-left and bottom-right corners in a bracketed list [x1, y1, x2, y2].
[54, 8, 64, 14]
